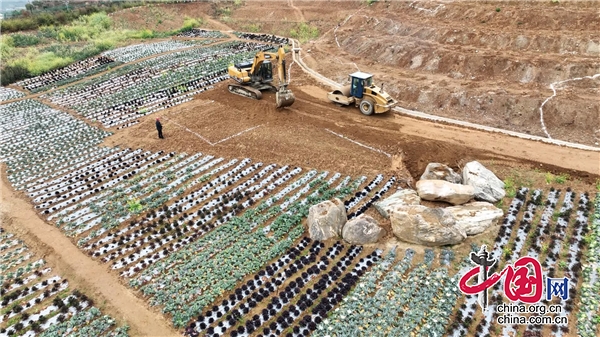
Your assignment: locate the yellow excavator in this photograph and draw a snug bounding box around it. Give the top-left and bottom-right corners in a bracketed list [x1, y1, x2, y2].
[227, 45, 295, 108]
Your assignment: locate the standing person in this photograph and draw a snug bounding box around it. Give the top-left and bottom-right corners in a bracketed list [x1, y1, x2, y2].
[155, 117, 164, 139]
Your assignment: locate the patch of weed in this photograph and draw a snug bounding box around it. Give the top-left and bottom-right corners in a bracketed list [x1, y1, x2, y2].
[289, 22, 319, 43]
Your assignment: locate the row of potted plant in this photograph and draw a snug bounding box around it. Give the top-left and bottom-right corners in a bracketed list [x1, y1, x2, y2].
[101, 40, 207, 63]
[185, 238, 316, 335]
[46, 42, 270, 128]
[16, 56, 116, 92]
[265, 246, 376, 337]
[0, 87, 25, 102]
[234, 32, 289, 45]
[347, 176, 396, 219]
[104, 161, 264, 270]
[135, 177, 362, 327]
[577, 191, 600, 337]
[1, 100, 111, 190]
[177, 29, 228, 39]
[129, 170, 314, 282]
[221, 242, 352, 336]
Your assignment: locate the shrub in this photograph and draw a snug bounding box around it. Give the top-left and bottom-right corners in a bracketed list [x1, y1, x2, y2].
[244, 23, 261, 33]
[179, 17, 203, 33]
[35, 12, 56, 27]
[128, 29, 155, 39]
[545, 172, 554, 184]
[554, 173, 569, 184]
[19, 51, 73, 76]
[1, 17, 37, 32]
[1, 64, 29, 85]
[10, 33, 41, 47]
[289, 22, 319, 43]
[0, 36, 15, 59]
[1, 2, 143, 33]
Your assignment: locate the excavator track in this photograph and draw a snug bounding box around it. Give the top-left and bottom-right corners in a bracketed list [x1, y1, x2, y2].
[228, 84, 262, 100]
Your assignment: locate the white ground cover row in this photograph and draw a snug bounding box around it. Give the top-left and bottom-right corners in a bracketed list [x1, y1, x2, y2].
[15, 56, 115, 92]
[0, 100, 111, 190]
[101, 40, 208, 63]
[48, 151, 188, 223]
[0, 87, 26, 101]
[46, 41, 270, 128]
[577, 192, 599, 337]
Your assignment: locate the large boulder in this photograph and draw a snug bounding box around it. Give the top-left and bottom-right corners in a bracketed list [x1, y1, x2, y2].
[374, 189, 421, 218]
[462, 161, 506, 203]
[307, 198, 347, 241]
[416, 180, 475, 205]
[342, 214, 385, 245]
[420, 163, 462, 184]
[390, 205, 466, 246]
[446, 202, 504, 235]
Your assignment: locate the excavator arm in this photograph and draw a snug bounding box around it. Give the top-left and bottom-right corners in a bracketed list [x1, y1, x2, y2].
[277, 46, 288, 87]
[273, 46, 294, 108]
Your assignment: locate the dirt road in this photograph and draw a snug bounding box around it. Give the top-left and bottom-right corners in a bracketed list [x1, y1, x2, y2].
[0, 169, 179, 337]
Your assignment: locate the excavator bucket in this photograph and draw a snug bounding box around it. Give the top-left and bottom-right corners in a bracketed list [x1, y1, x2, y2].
[276, 88, 295, 108]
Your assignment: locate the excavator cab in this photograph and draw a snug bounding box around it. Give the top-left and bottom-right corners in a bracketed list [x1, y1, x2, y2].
[255, 60, 273, 83]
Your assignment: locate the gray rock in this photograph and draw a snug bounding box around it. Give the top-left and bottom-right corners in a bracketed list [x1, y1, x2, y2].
[462, 161, 506, 203]
[342, 214, 385, 245]
[374, 189, 421, 218]
[446, 202, 504, 235]
[307, 198, 347, 241]
[420, 163, 462, 184]
[390, 205, 466, 246]
[416, 180, 475, 205]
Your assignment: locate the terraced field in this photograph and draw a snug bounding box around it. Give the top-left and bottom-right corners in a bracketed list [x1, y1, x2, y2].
[1, 2, 598, 335]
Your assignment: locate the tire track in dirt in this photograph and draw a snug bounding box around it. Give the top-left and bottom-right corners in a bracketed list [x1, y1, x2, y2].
[0, 168, 179, 337]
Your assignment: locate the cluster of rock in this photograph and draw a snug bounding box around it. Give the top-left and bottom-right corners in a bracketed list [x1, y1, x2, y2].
[417, 161, 506, 204]
[306, 161, 506, 247]
[307, 198, 385, 245]
[389, 161, 505, 246]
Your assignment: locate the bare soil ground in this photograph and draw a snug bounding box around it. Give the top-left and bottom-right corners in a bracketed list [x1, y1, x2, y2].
[103, 71, 600, 180]
[111, 0, 600, 146]
[300, 0, 600, 146]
